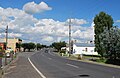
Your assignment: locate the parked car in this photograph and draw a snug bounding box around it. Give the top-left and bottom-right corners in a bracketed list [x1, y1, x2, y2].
[5, 48, 14, 58]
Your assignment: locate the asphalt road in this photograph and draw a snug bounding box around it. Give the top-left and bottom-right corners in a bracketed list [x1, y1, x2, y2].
[30, 49, 120, 78]
[3, 52, 42, 78]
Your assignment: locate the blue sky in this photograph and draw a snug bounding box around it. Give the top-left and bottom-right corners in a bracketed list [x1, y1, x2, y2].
[0, 0, 120, 45]
[0, 0, 120, 22]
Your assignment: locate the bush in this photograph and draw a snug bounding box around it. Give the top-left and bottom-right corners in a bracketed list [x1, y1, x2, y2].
[0, 49, 5, 57]
[60, 50, 66, 53]
[96, 58, 107, 63]
[106, 59, 120, 65]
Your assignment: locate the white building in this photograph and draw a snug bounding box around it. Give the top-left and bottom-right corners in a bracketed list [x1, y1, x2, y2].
[73, 43, 98, 55]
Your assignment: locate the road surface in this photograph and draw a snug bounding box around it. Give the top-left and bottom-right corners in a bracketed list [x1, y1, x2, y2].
[30, 49, 120, 78]
[3, 52, 42, 78]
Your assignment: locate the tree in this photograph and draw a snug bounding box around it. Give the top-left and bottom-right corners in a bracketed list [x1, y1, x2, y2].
[94, 11, 114, 58]
[41, 45, 47, 48]
[16, 43, 21, 48]
[51, 41, 66, 51]
[27, 42, 36, 51]
[0, 46, 2, 50]
[36, 43, 43, 50]
[16, 43, 21, 51]
[21, 43, 28, 52]
[99, 27, 120, 60]
[21, 43, 36, 52]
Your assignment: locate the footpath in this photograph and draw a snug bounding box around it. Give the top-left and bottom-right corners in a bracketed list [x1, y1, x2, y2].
[3, 52, 42, 78]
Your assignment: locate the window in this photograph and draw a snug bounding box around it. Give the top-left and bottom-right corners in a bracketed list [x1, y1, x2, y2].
[85, 48, 87, 52]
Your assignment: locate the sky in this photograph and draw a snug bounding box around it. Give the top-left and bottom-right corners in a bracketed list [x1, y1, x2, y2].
[0, 0, 120, 45]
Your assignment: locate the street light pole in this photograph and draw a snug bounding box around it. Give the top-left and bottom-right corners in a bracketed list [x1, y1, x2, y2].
[5, 25, 8, 65]
[69, 19, 71, 57]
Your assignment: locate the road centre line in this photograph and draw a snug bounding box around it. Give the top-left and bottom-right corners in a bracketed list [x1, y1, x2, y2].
[41, 54, 44, 56]
[48, 57, 52, 60]
[28, 58, 46, 78]
[48, 52, 55, 56]
[66, 63, 79, 68]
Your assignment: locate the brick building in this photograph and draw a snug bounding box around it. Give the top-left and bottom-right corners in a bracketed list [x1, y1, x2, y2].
[0, 38, 22, 52]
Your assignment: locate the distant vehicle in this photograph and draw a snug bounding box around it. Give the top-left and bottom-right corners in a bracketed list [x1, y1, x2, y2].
[45, 50, 48, 53]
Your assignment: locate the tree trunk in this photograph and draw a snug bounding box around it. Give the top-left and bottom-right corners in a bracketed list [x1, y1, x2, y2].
[28, 49, 30, 52]
[23, 48, 26, 52]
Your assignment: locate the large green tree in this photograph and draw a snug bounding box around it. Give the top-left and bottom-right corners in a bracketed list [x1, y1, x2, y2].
[94, 12, 114, 58]
[36, 43, 47, 50]
[21, 43, 28, 52]
[21, 43, 36, 52]
[51, 41, 66, 51]
[99, 27, 120, 60]
[27, 42, 36, 51]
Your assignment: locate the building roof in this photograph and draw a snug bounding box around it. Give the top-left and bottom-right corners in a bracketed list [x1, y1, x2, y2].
[74, 43, 95, 47]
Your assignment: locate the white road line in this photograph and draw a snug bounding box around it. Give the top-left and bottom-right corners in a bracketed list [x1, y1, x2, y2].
[112, 76, 115, 78]
[28, 58, 46, 78]
[48, 58, 52, 60]
[48, 52, 55, 56]
[66, 63, 79, 68]
[42, 54, 44, 56]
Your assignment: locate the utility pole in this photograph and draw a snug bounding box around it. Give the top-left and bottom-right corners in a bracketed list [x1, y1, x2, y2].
[36, 42, 37, 51]
[5, 25, 8, 65]
[69, 19, 71, 57]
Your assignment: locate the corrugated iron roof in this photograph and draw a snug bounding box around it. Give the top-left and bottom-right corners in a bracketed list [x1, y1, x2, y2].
[74, 43, 95, 47]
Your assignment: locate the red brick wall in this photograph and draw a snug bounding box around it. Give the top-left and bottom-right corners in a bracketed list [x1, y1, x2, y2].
[0, 43, 5, 50]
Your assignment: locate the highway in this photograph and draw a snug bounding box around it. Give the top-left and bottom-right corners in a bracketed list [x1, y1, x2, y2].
[30, 49, 120, 78]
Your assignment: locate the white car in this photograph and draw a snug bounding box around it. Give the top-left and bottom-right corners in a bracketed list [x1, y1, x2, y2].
[5, 48, 14, 58]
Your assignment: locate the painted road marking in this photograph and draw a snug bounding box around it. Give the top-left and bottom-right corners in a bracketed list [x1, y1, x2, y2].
[41, 54, 44, 56]
[112, 76, 115, 78]
[48, 52, 55, 56]
[48, 58, 52, 60]
[66, 63, 79, 68]
[28, 58, 46, 78]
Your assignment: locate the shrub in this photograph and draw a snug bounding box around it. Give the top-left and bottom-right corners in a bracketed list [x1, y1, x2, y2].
[106, 59, 120, 65]
[60, 50, 66, 53]
[0, 49, 5, 57]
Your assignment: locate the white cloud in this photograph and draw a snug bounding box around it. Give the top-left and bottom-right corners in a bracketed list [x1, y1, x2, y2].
[0, 32, 22, 38]
[0, 6, 94, 45]
[72, 26, 93, 40]
[8, 32, 22, 37]
[42, 36, 54, 42]
[23, 1, 52, 14]
[66, 18, 88, 25]
[21, 18, 94, 43]
[0, 7, 28, 18]
[116, 20, 120, 23]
